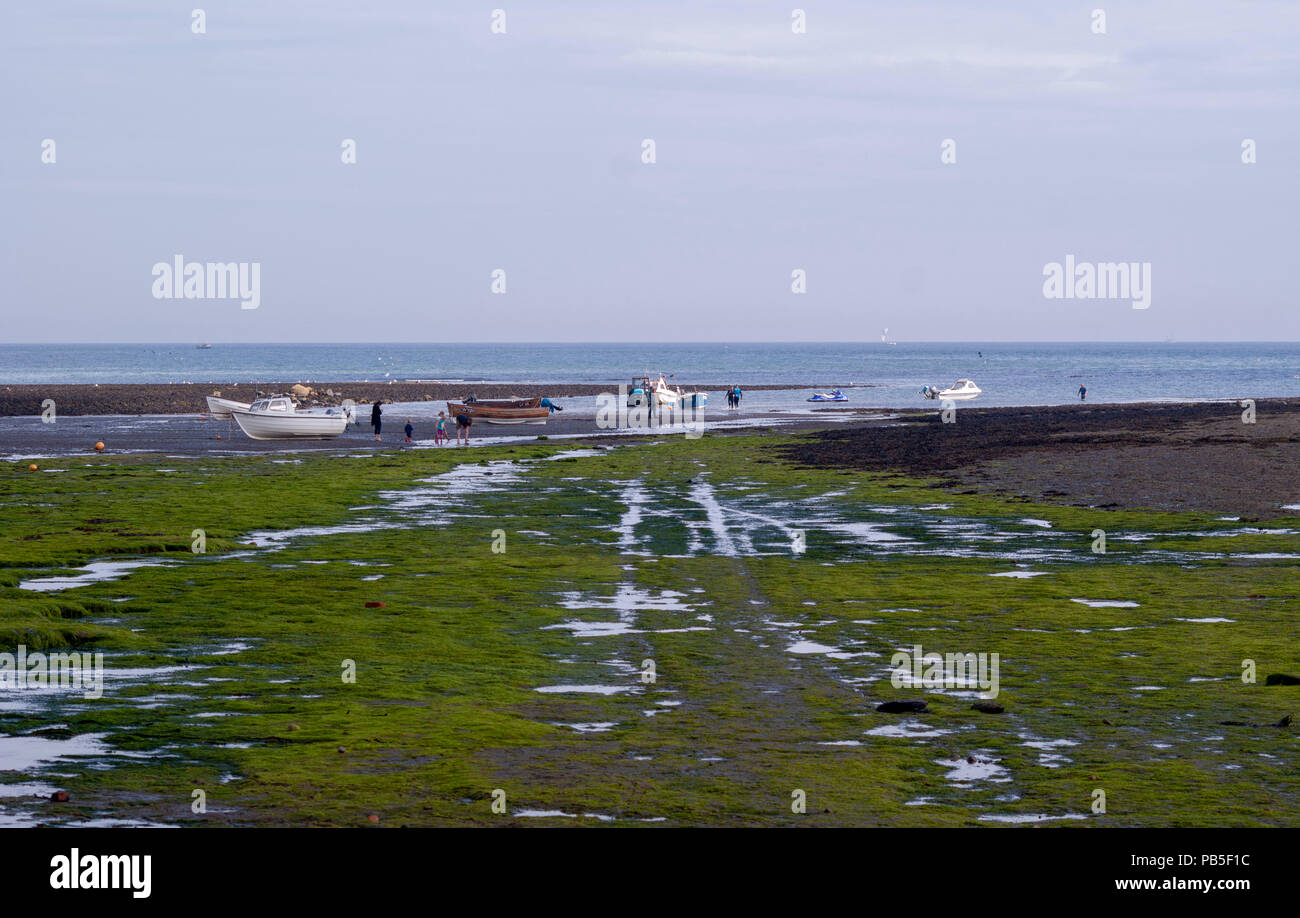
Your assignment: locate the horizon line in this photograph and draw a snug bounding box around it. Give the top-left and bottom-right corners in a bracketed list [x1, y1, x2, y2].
[4, 341, 1298, 347]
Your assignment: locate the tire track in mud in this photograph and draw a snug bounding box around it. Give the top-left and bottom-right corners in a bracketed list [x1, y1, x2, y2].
[508, 470, 908, 823]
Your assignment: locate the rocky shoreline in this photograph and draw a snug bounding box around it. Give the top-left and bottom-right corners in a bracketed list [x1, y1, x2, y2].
[781, 397, 1300, 517]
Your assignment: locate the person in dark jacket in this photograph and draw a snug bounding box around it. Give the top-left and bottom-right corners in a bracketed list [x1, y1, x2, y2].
[370, 401, 383, 441]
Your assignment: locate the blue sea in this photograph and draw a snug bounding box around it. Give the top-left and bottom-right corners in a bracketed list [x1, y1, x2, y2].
[1, 342, 1298, 408]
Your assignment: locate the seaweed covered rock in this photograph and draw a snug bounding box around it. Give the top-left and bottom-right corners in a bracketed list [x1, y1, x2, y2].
[876, 700, 929, 714]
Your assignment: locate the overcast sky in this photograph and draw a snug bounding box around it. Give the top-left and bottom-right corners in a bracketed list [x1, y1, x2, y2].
[2, 1, 1297, 343]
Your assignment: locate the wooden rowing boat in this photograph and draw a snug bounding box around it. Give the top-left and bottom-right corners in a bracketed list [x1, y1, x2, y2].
[458, 397, 542, 409]
[447, 400, 549, 424]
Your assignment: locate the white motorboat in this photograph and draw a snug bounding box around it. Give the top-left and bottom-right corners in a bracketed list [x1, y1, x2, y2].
[205, 395, 251, 419]
[921, 379, 981, 401]
[627, 375, 686, 410]
[651, 376, 682, 408]
[230, 396, 350, 440]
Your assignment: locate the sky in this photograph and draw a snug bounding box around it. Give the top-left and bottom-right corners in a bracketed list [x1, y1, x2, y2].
[1, 1, 1297, 343]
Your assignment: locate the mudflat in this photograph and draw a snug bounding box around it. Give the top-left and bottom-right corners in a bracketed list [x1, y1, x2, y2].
[782, 399, 1300, 518]
[0, 382, 807, 417]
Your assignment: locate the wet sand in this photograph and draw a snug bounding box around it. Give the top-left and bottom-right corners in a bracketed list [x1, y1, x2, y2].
[0, 381, 815, 417]
[781, 398, 1300, 518]
[0, 396, 851, 456]
[0, 411, 616, 457]
[8, 397, 1299, 519]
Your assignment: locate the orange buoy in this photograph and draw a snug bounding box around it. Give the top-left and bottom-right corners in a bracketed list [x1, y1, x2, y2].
[28, 463, 38, 471]
[94, 441, 105, 451]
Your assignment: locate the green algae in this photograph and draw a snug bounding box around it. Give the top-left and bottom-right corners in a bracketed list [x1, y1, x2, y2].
[0, 434, 1296, 827]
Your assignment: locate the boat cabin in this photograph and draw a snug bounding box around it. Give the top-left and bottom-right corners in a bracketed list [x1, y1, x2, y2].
[250, 397, 294, 413]
[627, 376, 655, 409]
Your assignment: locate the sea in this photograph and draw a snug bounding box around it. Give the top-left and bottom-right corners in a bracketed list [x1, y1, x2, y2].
[1, 342, 1298, 409]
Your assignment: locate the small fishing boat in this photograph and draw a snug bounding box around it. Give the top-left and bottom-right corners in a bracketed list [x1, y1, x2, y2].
[231, 396, 351, 440]
[459, 397, 542, 409]
[921, 379, 981, 401]
[196, 343, 213, 349]
[205, 395, 251, 419]
[627, 375, 688, 410]
[447, 398, 549, 425]
[808, 389, 848, 402]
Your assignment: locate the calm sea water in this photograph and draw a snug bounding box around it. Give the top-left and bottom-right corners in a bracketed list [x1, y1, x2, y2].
[2, 342, 1298, 408]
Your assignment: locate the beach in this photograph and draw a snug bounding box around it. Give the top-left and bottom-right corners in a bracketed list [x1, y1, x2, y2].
[5, 397, 1300, 517]
[3, 397, 1298, 827]
[9, 0, 1297, 885]
[0, 381, 811, 417]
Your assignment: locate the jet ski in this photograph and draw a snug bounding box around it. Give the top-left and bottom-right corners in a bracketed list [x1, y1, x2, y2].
[807, 389, 848, 402]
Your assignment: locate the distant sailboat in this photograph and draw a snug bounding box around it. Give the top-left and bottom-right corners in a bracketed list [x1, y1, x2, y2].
[881, 328, 896, 346]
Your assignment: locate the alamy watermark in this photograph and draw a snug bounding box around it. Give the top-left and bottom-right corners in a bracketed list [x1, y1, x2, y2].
[50, 849, 151, 898]
[890, 643, 1000, 699]
[0, 645, 104, 699]
[1043, 256, 1150, 309]
[152, 255, 260, 310]
[595, 384, 704, 439]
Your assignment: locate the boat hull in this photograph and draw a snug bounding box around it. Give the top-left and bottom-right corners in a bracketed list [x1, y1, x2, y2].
[205, 396, 251, 419]
[461, 397, 542, 409]
[923, 381, 981, 401]
[231, 408, 349, 440]
[446, 401, 549, 424]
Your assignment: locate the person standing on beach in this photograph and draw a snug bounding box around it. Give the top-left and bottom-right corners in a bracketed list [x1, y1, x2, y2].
[370, 401, 383, 441]
[733, 385, 743, 408]
[1078, 383, 1087, 401]
[455, 409, 473, 446]
[404, 419, 414, 443]
[434, 411, 448, 445]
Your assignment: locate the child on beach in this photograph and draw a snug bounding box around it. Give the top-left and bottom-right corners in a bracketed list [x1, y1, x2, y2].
[434, 412, 448, 445]
[404, 420, 414, 443]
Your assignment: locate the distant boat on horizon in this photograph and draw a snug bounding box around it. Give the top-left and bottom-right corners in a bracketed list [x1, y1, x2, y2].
[196, 343, 213, 349]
